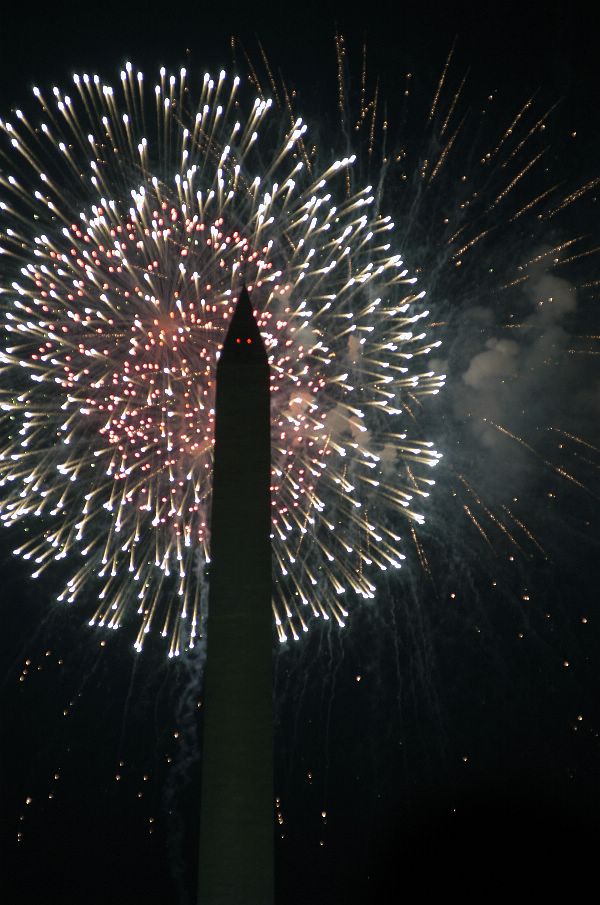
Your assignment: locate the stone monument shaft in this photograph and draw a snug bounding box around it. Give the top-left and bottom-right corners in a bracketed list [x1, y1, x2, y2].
[198, 287, 274, 905]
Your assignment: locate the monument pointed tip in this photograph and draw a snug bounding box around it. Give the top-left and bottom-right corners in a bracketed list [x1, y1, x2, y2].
[219, 286, 268, 365]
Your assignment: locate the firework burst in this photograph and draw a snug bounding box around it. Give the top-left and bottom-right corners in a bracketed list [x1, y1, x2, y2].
[0, 65, 444, 654]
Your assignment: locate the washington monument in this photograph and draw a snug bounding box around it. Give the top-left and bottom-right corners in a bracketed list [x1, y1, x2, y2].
[198, 287, 274, 905]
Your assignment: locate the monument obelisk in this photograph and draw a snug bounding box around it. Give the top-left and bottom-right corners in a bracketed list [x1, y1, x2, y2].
[198, 287, 274, 905]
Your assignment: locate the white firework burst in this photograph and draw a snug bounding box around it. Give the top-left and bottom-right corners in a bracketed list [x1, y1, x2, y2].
[0, 65, 443, 654]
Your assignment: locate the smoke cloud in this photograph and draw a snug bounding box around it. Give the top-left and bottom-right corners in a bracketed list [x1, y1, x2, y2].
[435, 247, 600, 503]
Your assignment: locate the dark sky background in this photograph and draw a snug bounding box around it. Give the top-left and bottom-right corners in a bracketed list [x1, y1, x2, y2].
[1, 3, 600, 904]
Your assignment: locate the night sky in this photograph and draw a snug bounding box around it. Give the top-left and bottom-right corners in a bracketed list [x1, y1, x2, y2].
[2, 3, 600, 903]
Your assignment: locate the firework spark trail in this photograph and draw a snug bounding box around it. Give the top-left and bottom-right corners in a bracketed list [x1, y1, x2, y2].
[428, 44, 455, 126]
[486, 421, 589, 495]
[550, 428, 600, 453]
[462, 503, 494, 548]
[0, 65, 444, 655]
[500, 505, 546, 555]
[455, 473, 525, 554]
[545, 176, 600, 219]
